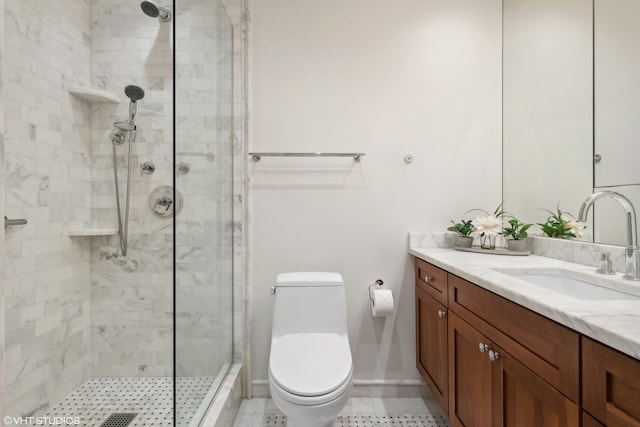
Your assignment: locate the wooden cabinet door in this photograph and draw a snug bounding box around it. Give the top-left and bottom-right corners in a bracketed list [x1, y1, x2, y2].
[583, 337, 640, 426]
[582, 411, 606, 427]
[415, 286, 448, 412]
[448, 313, 493, 427]
[493, 348, 579, 427]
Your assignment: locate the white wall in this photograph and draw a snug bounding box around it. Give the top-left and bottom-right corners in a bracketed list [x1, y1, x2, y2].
[249, 0, 502, 391]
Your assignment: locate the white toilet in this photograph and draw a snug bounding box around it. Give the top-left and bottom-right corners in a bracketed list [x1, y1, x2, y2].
[268, 272, 353, 427]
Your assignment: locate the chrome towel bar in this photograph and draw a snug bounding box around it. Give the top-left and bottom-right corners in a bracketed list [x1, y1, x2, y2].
[4, 216, 27, 228]
[249, 152, 365, 162]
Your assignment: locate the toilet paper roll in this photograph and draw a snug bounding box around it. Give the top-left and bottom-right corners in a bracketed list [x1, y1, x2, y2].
[370, 288, 394, 317]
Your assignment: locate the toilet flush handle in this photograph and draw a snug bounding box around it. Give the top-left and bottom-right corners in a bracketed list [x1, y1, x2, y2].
[270, 286, 276, 295]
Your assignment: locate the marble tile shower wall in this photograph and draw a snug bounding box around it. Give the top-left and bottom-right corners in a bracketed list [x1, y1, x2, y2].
[89, 0, 174, 379]
[90, 0, 236, 379]
[2, 0, 243, 417]
[3, 0, 93, 417]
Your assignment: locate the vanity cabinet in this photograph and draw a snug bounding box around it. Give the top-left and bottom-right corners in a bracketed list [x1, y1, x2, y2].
[415, 258, 449, 411]
[448, 310, 579, 427]
[415, 259, 581, 427]
[448, 274, 580, 403]
[582, 337, 640, 426]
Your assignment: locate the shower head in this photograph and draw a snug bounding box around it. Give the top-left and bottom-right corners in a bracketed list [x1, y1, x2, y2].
[140, 1, 172, 22]
[116, 85, 145, 130]
[125, 85, 145, 103]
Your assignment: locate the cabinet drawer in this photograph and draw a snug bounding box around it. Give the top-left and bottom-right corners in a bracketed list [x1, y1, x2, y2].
[582, 337, 640, 426]
[415, 258, 448, 305]
[449, 274, 579, 402]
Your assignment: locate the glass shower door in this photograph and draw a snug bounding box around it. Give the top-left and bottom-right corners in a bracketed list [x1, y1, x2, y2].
[174, 0, 234, 425]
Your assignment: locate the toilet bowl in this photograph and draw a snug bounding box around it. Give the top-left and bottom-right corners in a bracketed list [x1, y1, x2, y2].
[268, 272, 353, 427]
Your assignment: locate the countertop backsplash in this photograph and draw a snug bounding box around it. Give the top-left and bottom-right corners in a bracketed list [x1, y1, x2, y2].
[409, 233, 629, 273]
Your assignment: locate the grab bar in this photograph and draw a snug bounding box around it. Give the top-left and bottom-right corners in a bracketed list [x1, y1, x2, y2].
[249, 152, 365, 162]
[4, 216, 27, 228]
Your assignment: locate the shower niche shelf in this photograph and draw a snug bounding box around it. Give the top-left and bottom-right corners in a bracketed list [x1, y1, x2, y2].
[68, 87, 120, 104]
[68, 228, 119, 237]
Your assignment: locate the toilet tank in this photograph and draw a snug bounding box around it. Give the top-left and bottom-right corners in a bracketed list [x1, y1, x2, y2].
[271, 272, 349, 338]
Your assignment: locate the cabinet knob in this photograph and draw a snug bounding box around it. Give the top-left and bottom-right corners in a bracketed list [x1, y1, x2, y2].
[479, 342, 489, 353]
[488, 350, 500, 362]
[437, 310, 447, 318]
[425, 276, 433, 283]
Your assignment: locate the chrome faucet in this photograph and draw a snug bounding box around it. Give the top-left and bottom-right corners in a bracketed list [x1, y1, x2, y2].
[578, 191, 640, 281]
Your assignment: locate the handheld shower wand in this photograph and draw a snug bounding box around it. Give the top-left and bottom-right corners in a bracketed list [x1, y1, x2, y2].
[114, 85, 145, 132]
[111, 85, 145, 256]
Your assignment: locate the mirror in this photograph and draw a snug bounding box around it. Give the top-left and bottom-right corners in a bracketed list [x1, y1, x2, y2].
[503, 0, 637, 247]
[503, 0, 593, 240]
[593, 0, 640, 245]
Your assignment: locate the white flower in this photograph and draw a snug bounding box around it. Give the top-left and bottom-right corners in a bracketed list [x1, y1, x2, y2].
[560, 213, 573, 222]
[472, 215, 502, 237]
[565, 219, 585, 238]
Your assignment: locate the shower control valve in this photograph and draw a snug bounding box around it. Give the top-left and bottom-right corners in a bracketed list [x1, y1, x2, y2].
[141, 161, 155, 176]
[149, 186, 183, 218]
[155, 196, 173, 213]
[110, 132, 125, 145]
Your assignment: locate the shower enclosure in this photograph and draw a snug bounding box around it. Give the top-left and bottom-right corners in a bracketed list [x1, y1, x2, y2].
[2, 0, 241, 425]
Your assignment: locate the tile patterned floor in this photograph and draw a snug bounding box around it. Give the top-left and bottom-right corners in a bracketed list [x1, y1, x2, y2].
[233, 397, 451, 427]
[44, 377, 216, 426]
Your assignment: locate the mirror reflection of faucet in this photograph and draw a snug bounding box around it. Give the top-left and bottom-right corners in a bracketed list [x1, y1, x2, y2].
[578, 191, 640, 281]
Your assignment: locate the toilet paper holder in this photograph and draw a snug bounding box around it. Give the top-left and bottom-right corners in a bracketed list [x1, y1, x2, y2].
[369, 279, 390, 301]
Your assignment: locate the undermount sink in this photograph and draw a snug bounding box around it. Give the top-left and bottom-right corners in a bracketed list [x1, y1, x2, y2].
[495, 268, 640, 301]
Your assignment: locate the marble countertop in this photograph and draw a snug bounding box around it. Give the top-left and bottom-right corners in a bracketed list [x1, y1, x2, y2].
[409, 247, 640, 360]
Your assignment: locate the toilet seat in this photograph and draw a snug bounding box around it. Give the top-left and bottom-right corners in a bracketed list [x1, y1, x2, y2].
[269, 332, 352, 403]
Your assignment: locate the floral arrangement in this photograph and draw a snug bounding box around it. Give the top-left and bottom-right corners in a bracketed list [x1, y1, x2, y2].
[469, 202, 506, 236]
[471, 215, 503, 238]
[538, 206, 585, 239]
[468, 203, 507, 249]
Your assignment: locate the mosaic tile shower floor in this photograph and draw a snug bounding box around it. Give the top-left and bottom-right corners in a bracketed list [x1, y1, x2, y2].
[44, 377, 216, 426]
